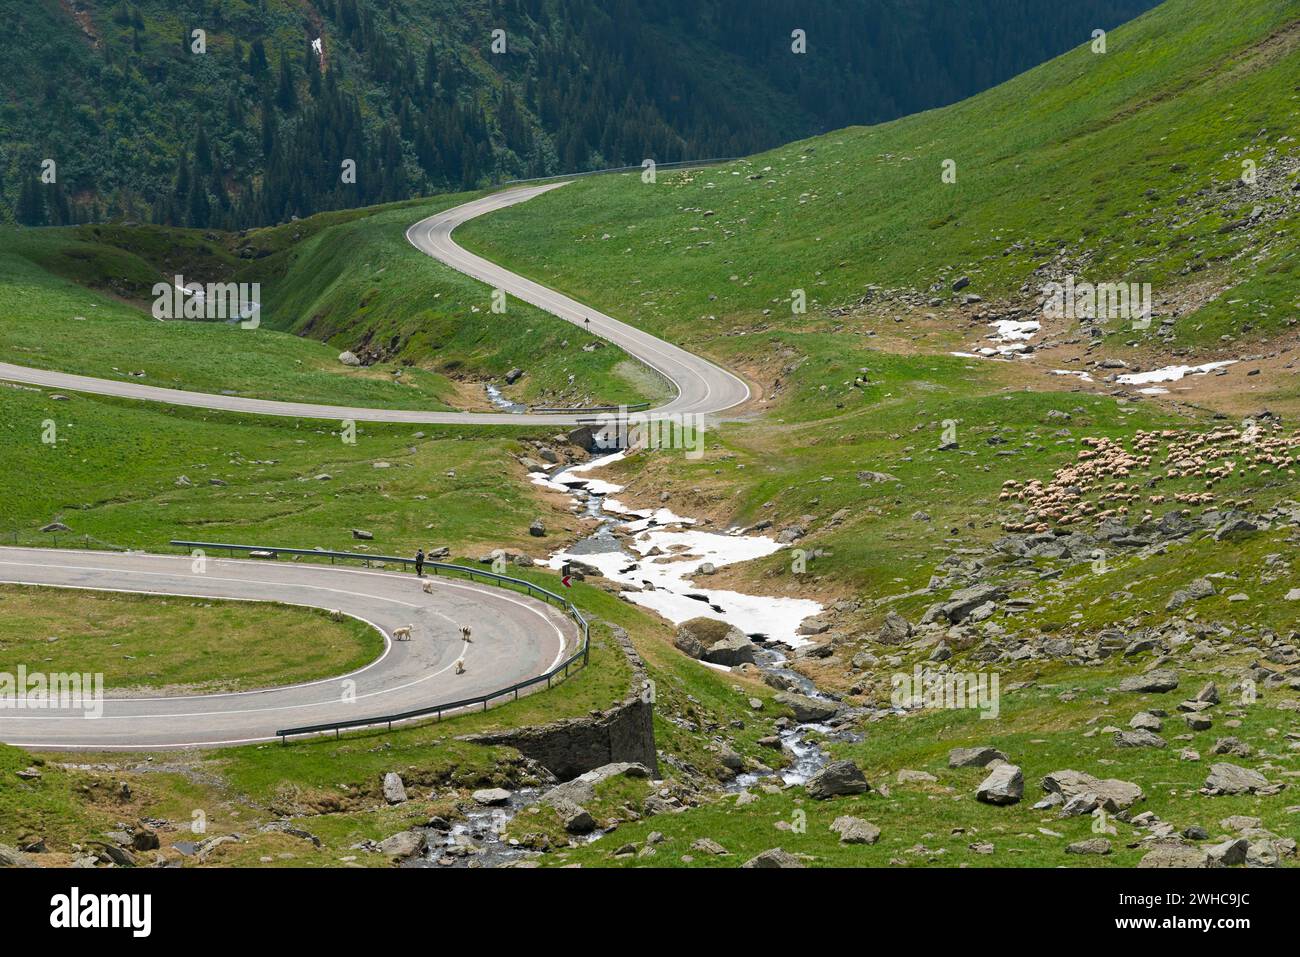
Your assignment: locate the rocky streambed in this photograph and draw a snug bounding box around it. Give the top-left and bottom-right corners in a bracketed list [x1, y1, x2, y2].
[388, 446, 869, 866]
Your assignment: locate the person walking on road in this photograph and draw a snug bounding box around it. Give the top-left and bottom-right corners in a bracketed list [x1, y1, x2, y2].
[414, 548, 425, 578]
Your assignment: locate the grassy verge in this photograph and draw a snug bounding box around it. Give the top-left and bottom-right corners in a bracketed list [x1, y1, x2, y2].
[0, 384, 569, 555]
[0, 585, 382, 694]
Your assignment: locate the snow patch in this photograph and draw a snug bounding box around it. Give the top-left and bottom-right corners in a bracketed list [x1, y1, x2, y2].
[1117, 361, 1237, 386]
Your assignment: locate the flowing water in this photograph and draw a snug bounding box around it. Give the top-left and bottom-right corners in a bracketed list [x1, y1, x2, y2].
[408, 448, 850, 865]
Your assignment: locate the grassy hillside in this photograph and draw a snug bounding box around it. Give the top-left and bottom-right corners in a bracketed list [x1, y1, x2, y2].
[0, 190, 666, 410]
[459, 0, 1300, 353]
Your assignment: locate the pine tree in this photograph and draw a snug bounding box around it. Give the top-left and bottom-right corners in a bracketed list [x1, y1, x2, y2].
[276, 50, 298, 112]
[16, 176, 46, 226]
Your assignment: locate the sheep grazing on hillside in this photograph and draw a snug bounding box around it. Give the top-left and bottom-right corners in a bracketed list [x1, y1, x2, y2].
[999, 425, 1300, 535]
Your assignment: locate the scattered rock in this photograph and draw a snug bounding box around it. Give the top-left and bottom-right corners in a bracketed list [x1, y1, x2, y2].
[1066, 838, 1112, 856]
[1114, 729, 1167, 749]
[1203, 763, 1273, 796]
[377, 831, 425, 858]
[1119, 669, 1179, 693]
[382, 772, 407, 804]
[830, 816, 881, 845]
[673, 617, 757, 666]
[975, 763, 1023, 805]
[741, 848, 805, 869]
[472, 788, 512, 806]
[1042, 769, 1144, 811]
[1138, 845, 1212, 868]
[774, 691, 841, 723]
[805, 760, 870, 800]
[1207, 838, 1249, 867]
[540, 763, 650, 808]
[690, 837, 729, 856]
[897, 769, 938, 785]
[948, 746, 1007, 768]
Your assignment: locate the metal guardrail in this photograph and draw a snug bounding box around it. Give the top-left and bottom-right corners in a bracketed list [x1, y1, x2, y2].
[168, 540, 590, 743]
[6, 530, 130, 552]
[530, 401, 652, 414]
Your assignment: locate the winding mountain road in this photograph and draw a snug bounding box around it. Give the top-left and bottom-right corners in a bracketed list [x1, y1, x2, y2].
[0, 184, 741, 751]
[0, 183, 750, 425]
[0, 548, 577, 750]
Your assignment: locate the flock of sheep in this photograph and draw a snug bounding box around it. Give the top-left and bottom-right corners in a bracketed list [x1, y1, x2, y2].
[999, 425, 1300, 534]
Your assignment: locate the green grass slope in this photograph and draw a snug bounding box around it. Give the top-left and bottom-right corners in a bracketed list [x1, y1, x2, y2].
[459, 0, 1300, 352]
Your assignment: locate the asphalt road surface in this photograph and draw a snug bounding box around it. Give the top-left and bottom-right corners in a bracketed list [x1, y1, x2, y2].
[0, 183, 750, 425]
[0, 548, 578, 750]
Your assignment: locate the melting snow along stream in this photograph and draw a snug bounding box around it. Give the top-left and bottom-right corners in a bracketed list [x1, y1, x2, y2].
[408, 447, 855, 865]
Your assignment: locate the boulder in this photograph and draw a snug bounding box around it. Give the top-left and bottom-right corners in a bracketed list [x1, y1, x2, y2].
[1207, 838, 1249, 867]
[130, 826, 160, 852]
[975, 763, 1024, 805]
[703, 633, 758, 668]
[377, 830, 425, 858]
[1119, 669, 1179, 693]
[528, 519, 546, 538]
[566, 426, 597, 452]
[805, 760, 870, 799]
[1138, 844, 1213, 868]
[553, 799, 595, 835]
[877, 612, 912, 644]
[1042, 770, 1144, 811]
[1246, 841, 1282, 868]
[1066, 838, 1112, 856]
[0, 845, 36, 868]
[690, 838, 729, 856]
[897, 769, 938, 785]
[939, 584, 1005, 624]
[382, 772, 407, 804]
[741, 848, 805, 869]
[1203, 763, 1272, 796]
[472, 788, 511, 806]
[948, 746, 1008, 768]
[673, 618, 755, 666]
[830, 816, 880, 845]
[338, 351, 361, 366]
[1220, 815, 1261, 832]
[1114, 729, 1167, 749]
[1129, 712, 1163, 732]
[774, 691, 841, 724]
[540, 763, 649, 808]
